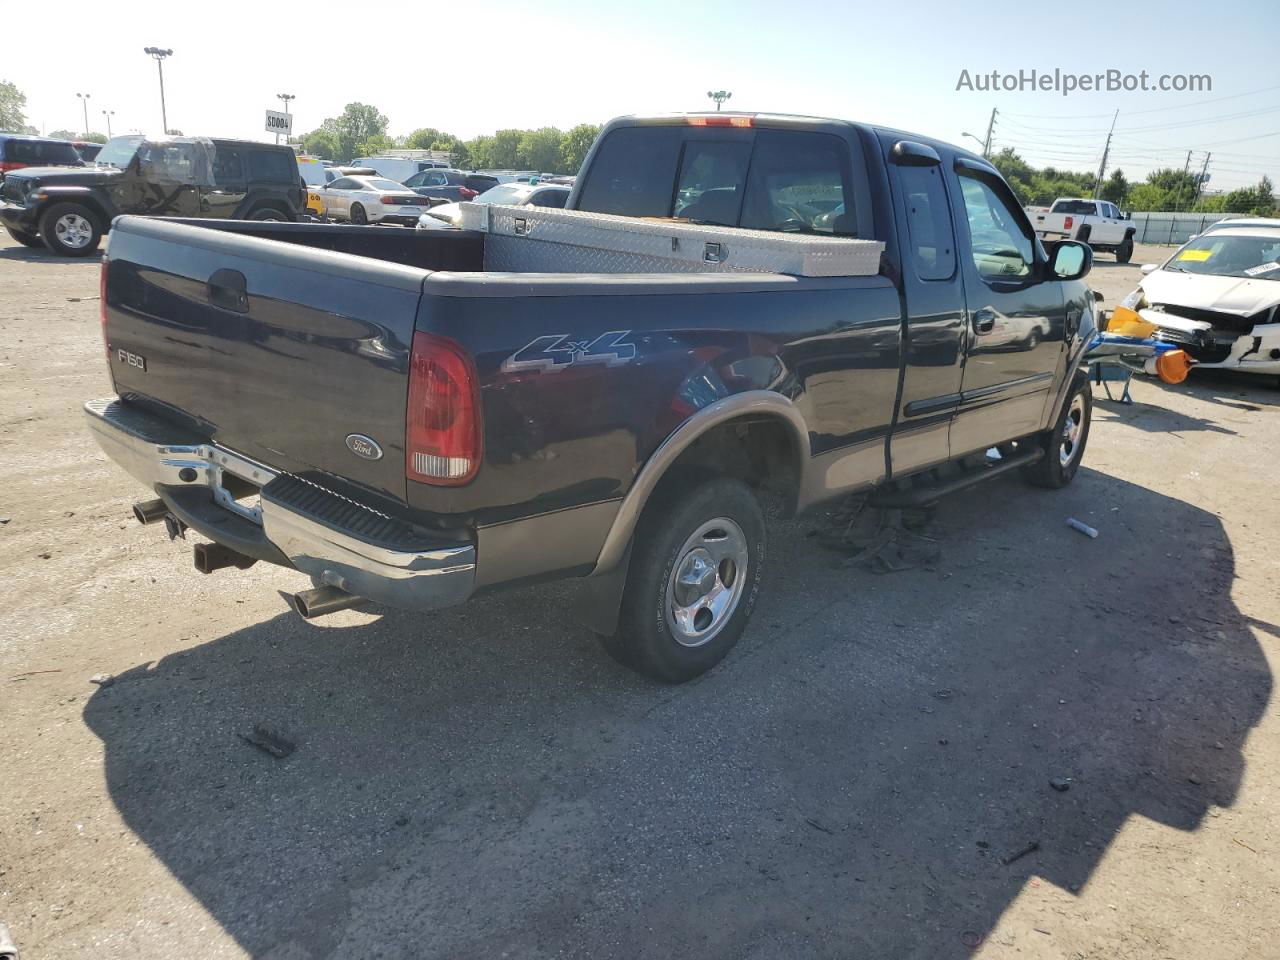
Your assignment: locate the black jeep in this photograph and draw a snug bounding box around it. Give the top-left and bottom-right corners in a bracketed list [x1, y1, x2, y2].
[0, 135, 303, 256]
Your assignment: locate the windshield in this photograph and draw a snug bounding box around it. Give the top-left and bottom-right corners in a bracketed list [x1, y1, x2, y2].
[94, 136, 145, 169]
[1164, 233, 1280, 280]
[474, 184, 534, 205]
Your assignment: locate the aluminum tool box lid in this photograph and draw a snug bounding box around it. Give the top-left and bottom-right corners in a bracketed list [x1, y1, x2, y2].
[459, 202, 884, 278]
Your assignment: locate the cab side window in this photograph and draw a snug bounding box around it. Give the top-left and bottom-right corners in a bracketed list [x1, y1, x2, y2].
[212, 149, 243, 185]
[897, 165, 955, 280]
[958, 174, 1033, 280]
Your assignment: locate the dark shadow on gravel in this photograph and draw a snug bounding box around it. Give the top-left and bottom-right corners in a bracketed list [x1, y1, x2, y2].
[83, 468, 1270, 959]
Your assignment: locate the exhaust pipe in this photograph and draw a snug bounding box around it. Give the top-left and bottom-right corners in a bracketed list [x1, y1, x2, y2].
[133, 498, 169, 525]
[193, 541, 258, 574]
[292, 585, 367, 619]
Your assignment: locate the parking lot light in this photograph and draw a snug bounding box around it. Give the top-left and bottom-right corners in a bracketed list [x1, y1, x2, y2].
[143, 47, 174, 135]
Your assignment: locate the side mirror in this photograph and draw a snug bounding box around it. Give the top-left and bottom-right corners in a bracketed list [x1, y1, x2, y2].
[1140, 263, 1159, 275]
[1092, 289, 1105, 302]
[1050, 240, 1091, 281]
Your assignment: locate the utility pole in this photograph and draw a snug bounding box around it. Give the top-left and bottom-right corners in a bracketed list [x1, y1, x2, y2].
[981, 107, 997, 158]
[1092, 109, 1119, 199]
[143, 47, 174, 134]
[707, 90, 732, 111]
[102, 110, 115, 138]
[276, 93, 295, 145]
[1193, 152, 1211, 205]
[76, 92, 91, 137]
[1168, 149, 1193, 243]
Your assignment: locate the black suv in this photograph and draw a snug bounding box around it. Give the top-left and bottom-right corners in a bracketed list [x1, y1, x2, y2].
[0, 135, 303, 256]
[0, 134, 84, 179]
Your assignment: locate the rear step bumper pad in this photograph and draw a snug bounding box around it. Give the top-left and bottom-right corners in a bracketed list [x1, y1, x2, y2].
[84, 396, 475, 611]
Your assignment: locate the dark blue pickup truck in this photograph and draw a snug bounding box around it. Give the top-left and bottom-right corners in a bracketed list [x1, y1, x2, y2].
[87, 113, 1097, 682]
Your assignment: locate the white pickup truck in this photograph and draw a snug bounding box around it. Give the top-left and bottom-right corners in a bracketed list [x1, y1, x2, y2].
[1027, 198, 1136, 263]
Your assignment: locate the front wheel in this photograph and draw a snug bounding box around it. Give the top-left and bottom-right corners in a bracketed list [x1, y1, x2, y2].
[604, 475, 766, 683]
[38, 202, 102, 257]
[6, 226, 43, 248]
[1116, 237, 1134, 264]
[1022, 374, 1092, 489]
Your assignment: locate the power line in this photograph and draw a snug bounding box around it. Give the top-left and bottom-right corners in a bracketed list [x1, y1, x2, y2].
[1000, 82, 1280, 120]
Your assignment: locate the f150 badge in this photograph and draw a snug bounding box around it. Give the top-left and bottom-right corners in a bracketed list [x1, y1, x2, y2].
[116, 348, 147, 372]
[502, 330, 636, 374]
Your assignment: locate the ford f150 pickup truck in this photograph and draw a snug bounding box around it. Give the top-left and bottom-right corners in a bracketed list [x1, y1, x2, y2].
[87, 113, 1097, 682]
[1028, 197, 1136, 263]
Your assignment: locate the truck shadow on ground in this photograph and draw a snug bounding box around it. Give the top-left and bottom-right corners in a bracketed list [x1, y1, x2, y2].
[82, 467, 1270, 959]
[0, 245, 98, 264]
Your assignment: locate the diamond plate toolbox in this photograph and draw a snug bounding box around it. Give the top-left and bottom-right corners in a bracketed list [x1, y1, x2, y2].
[461, 203, 884, 278]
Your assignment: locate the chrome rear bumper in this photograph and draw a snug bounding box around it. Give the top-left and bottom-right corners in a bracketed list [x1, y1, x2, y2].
[85, 396, 475, 611]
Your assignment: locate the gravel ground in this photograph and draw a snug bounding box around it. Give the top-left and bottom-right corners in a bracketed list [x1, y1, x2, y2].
[1, 236, 1277, 959]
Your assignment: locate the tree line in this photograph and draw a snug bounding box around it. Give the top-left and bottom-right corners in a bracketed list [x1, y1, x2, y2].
[298, 103, 601, 174]
[991, 147, 1276, 216]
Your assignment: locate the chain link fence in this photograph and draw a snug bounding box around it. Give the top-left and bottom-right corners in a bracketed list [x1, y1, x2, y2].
[1128, 211, 1271, 246]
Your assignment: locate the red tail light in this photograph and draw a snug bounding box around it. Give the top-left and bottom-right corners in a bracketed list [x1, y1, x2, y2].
[459, 187, 478, 199]
[0, 161, 25, 172]
[1064, 216, 1074, 230]
[406, 332, 482, 485]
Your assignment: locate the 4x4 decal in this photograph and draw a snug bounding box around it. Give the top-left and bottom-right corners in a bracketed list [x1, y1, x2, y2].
[501, 330, 637, 373]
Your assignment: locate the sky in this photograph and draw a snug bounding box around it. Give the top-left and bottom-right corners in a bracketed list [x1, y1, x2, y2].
[6, 0, 1280, 192]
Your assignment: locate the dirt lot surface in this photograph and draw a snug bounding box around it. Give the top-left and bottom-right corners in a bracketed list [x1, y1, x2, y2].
[2, 236, 1278, 959]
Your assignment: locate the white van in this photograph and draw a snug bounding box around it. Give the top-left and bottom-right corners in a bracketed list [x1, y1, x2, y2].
[352, 156, 451, 184]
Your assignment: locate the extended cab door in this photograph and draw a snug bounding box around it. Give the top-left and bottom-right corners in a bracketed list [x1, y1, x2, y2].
[884, 139, 966, 475]
[949, 159, 1066, 457]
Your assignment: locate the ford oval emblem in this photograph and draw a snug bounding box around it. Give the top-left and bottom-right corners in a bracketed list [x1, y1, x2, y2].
[345, 434, 383, 461]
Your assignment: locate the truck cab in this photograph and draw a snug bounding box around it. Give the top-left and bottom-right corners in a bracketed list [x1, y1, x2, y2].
[1027, 197, 1135, 262]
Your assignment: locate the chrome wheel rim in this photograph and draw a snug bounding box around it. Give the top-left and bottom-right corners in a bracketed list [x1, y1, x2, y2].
[54, 213, 93, 249]
[1060, 395, 1085, 467]
[665, 517, 749, 648]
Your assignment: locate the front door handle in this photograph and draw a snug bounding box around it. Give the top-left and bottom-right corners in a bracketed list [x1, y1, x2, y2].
[972, 309, 996, 334]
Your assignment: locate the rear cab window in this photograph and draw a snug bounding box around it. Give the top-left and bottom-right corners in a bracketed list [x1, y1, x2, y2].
[1050, 199, 1097, 216]
[247, 148, 298, 183]
[577, 123, 861, 236]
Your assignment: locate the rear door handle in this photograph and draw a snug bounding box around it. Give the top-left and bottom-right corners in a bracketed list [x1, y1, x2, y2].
[972, 309, 996, 334]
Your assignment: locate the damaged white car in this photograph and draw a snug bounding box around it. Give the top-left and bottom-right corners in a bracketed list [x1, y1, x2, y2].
[1120, 224, 1280, 379]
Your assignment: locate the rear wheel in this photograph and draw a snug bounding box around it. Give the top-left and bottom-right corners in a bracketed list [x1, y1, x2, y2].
[249, 207, 290, 222]
[1022, 374, 1091, 489]
[350, 203, 368, 225]
[5, 226, 43, 248]
[1116, 237, 1134, 264]
[604, 475, 766, 683]
[38, 202, 101, 257]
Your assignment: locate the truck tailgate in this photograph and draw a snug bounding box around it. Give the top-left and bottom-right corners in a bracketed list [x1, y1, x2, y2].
[102, 217, 425, 502]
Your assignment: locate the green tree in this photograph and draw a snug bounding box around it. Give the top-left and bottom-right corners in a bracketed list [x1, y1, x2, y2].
[355, 132, 398, 157]
[405, 127, 446, 150]
[430, 134, 469, 169]
[1100, 169, 1129, 206]
[989, 147, 1035, 205]
[517, 127, 564, 172]
[559, 123, 600, 174]
[1125, 183, 1169, 212]
[467, 135, 495, 170]
[300, 127, 338, 159]
[1251, 175, 1275, 215]
[82, 132, 108, 144]
[49, 129, 79, 140]
[488, 129, 523, 169]
[0, 79, 27, 131]
[318, 103, 390, 163]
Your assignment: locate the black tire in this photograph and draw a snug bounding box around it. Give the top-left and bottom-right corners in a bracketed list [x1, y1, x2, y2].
[38, 202, 101, 257]
[350, 203, 368, 225]
[1024, 328, 1041, 350]
[1022, 373, 1092, 489]
[1116, 237, 1134, 264]
[1076, 225, 1092, 245]
[604, 475, 767, 683]
[5, 226, 43, 248]
[249, 207, 291, 222]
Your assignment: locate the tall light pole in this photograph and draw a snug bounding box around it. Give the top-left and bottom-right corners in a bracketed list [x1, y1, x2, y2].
[102, 109, 115, 138]
[143, 47, 173, 134]
[276, 93, 295, 145]
[707, 90, 732, 111]
[76, 92, 91, 137]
